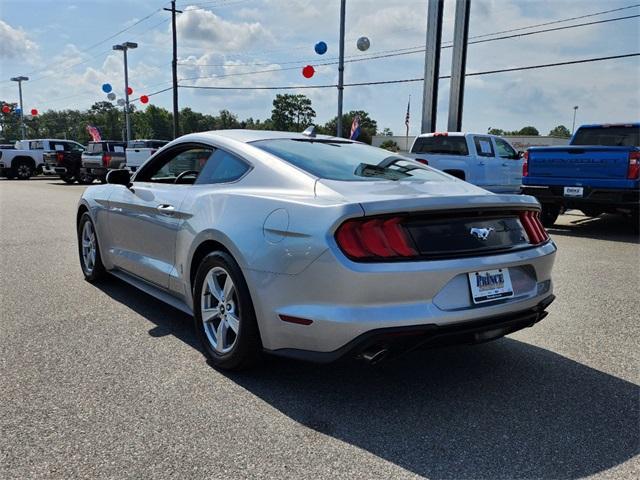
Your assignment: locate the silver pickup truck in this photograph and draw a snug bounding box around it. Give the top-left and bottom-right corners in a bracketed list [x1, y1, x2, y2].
[406, 132, 523, 194]
[79, 141, 127, 182]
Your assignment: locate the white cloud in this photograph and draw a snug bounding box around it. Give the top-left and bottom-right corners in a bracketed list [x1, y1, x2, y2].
[0, 20, 38, 60]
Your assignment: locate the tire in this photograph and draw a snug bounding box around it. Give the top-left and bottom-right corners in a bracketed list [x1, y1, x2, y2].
[193, 251, 261, 371]
[540, 204, 561, 227]
[77, 213, 106, 282]
[581, 208, 603, 218]
[61, 174, 77, 184]
[77, 173, 94, 185]
[14, 160, 33, 180]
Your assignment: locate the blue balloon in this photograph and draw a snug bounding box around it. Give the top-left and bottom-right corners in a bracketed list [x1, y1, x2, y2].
[314, 41, 327, 55]
[102, 83, 112, 93]
[15, 107, 21, 114]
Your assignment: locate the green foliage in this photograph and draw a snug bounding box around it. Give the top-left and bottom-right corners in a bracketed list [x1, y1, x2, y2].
[487, 128, 506, 136]
[487, 126, 540, 136]
[548, 125, 571, 138]
[322, 110, 378, 144]
[382, 127, 394, 136]
[271, 94, 316, 132]
[379, 139, 400, 152]
[517, 126, 539, 136]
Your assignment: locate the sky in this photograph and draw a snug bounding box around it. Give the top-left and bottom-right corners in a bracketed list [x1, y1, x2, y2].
[0, 0, 639, 137]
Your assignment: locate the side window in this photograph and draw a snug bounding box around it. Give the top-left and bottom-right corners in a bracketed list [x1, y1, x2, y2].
[195, 149, 250, 185]
[51, 142, 66, 151]
[140, 147, 214, 184]
[30, 141, 44, 150]
[474, 136, 495, 157]
[495, 138, 518, 159]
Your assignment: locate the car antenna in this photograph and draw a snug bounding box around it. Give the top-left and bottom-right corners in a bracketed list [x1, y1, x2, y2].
[301, 125, 317, 138]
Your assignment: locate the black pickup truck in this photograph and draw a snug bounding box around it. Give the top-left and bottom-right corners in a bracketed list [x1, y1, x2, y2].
[43, 146, 93, 185]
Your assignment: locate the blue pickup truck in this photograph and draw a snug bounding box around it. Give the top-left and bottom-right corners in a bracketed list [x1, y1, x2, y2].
[522, 123, 639, 226]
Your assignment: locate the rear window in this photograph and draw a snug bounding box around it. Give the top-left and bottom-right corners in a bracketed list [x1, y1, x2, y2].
[411, 136, 469, 156]
[86, 143, 104, 154]
[128, 140, 168, 149]
[572, 126, 639, 147]
[252, 139, 446, 182]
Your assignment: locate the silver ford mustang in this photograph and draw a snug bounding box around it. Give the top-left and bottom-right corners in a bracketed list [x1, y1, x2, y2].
[77, 129, 557, 370]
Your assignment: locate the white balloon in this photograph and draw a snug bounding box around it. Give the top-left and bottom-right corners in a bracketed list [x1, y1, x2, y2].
[117, 98, 126, 106]
[107, 92, 116, 101]
[356, 36, 370, 51]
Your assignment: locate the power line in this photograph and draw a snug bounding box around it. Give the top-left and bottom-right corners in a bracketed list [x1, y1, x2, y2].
[178, 52, 640, 90]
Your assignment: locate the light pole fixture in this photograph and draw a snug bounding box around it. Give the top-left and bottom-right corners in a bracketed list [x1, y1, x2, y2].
[10, 75, 29, 139]
[112, 42, 138, 143]
[572, 105, 579, 135]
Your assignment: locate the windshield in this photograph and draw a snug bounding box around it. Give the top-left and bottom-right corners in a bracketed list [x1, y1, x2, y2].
[572, 126, 639, 147]
[252, 139, 445, 182]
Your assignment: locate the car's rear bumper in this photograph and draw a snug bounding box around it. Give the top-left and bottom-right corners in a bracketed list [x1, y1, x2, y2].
[522, 185, 639, 210]
[43, 164, 66, 175]
[246, 240, 557, 354]
[81, 166, 107, 177]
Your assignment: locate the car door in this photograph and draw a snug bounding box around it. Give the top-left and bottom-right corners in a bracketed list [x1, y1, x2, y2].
[472, 135, 501, 191]
[493, 137, 523, 193]
[107, 144, 214, 289]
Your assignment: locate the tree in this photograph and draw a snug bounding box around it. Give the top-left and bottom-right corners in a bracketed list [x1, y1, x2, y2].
[214, 109, 240, 130]
[488, 127, 506, 135]
[132, 105, 173, 140]
[382, 127, 394, 136]
[379, 139, 399, 152]
[271, 94, 316, 132]
[517, 126, 539, 136]
[548, 125, 571, 138]
[323, 110, 378, 144]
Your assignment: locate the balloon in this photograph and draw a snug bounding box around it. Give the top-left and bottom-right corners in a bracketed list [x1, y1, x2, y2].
[107, 92, 116, 101]
[117, 98, 126, 106]
[140, 95, 149, 104]
[314, 41, 327, 55]
[30, 108, 38, 116]
[127, 86, 133, 96]
[302, 65, 315, 78]
[102, 83, 112, 93]
[356, 36, 370, 51]
[1, 105, 10, 114]
[15, 107, 21, 114]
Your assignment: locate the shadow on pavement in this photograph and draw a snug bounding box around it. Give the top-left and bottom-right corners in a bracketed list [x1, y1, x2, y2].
[96, 276, 639, 479]
[549, 212, 639, 244]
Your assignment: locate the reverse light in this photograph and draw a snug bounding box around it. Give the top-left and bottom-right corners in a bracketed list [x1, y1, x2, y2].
[335, 216, 417, 260]
[627, 151, 640, 180]
[519, 210, 549, 245]
[522, 151, 529, 177]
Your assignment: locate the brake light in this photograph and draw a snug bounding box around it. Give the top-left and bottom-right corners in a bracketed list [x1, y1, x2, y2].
[335, 216, 417, 260]
[519, 211, 549, 244]
[627, 151, 640, 180]
[415, 158, 429, 165]
[56, 152, 64, 164]
[522, 151, 529, 177]
[433, 132, 448, 137]
[102, 153, 112, 168]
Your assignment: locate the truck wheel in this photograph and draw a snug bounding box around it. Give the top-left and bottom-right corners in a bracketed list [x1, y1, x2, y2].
[61, 174, 76, 184]
[581, 208, 603, 218]
[15, 160, 33, 180]
[77, 173, 94, 185]
[540, 204, 560, 227]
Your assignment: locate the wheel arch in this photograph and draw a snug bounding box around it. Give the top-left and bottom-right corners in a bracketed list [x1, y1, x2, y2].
[189, 239, 233, 293]
[11, 155, 36, 169]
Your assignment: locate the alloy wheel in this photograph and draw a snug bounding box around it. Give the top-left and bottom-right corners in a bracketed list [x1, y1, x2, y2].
[81, 221, 97, 275]
[201, 266, 240, 354]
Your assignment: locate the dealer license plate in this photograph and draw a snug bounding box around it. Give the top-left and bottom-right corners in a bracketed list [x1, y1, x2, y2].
[563, 186, 583, 197]
[468, 268, 514, 304]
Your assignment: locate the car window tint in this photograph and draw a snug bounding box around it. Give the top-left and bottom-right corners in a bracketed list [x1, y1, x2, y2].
[30, 141, 44, 150]
[196, 149, 250, 185]
[494, 138, 517, 159]
[411, 136, 469, 156]
[474, 136, 495, 157]
[253, 139, 446, 182]
[145, 147, 214, 183]
[572, 126, 639, 146]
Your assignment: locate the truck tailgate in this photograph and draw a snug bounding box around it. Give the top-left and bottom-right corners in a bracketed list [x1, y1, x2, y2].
[528, 146, 630, 180]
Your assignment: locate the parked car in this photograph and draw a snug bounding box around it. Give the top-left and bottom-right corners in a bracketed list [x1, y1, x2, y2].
[1, 139, 84, 180]
[79, 141, 126, 182]
[42, 142, 90, 184]
[522, 123, 639, 226]
[407, 132, 523, 194]
[77, 129, 556, 371]
[126, 139, 169, 172]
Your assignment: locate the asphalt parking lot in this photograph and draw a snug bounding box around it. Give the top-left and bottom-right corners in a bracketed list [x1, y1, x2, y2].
[1, 178, 638, 479]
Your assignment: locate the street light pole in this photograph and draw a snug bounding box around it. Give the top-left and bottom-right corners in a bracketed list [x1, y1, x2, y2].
[572, 105, 579, 134]
[336, 0, 346, 137]
[10, 76, 29, 139]
[113, 42, 138, 143]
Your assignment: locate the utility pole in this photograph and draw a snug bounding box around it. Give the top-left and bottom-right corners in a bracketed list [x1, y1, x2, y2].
[421, 0, 444, 133]
[112, 42, 138, 143]
[447, 0, 471, 132]
[164, 1, 182, 139]
[572, 105, 579, 134]
[10, 76, 29, 139]
[336, 0, 346, 137]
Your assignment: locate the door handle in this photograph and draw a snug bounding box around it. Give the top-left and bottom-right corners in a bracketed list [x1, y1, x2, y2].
[157, 204, 175, 215]
[502, 162, 509, 166]
[478, 162, 485, 166]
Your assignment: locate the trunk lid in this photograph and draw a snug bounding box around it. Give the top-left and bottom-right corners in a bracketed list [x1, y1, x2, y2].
[527, 146, 632, 180]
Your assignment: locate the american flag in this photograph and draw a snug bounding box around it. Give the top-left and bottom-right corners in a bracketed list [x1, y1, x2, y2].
[405, 96, 411, 128]
[86, 125, 102, 142]
[350, 115, 361, 140]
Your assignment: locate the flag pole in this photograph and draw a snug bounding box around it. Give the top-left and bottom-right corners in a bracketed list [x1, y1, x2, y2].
[405, 95, 411, 152]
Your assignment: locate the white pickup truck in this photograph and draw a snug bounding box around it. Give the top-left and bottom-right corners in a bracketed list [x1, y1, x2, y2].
[125, 139, 169, 172]
[0, 139, 84, 180]
[406, 132, 523, 194]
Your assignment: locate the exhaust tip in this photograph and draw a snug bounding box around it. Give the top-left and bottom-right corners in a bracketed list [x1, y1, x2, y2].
[360, 347, 389, 365]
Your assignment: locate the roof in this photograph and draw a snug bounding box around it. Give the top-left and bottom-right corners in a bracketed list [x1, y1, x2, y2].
[187, 129, 349, 144]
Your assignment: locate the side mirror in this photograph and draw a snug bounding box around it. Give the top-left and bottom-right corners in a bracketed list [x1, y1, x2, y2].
[106, 169, 131, 186]
[517, 151, 525, 158]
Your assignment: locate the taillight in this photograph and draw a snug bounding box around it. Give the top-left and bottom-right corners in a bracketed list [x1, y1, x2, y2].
[628, 151, 640, 180]
[522, 151, 529, 177]
[519, 210, 549, 244]
[102, 153, 112, 167]
[415, 158, 429, 165]
[335, 216, 417, 260]
[56, 152, 64, 164]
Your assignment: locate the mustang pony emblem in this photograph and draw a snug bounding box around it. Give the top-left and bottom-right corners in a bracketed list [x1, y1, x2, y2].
[470, 227, 494, 241]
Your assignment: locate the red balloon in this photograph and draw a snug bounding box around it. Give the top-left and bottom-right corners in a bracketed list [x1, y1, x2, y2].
[302, 65, 315, 78]
[1, 105, 10, 114]
[31, 109, 38, 116]
[127, 86, 133, 95]
[140, 95, 149, 104]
